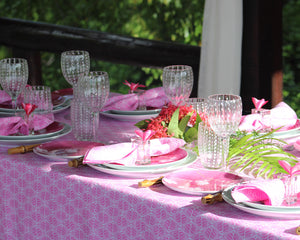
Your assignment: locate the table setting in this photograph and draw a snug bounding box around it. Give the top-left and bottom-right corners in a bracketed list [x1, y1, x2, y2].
[2, 53, 300, 239]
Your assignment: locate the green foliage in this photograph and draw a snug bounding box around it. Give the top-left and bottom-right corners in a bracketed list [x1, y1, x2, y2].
[228, 130, 297, 178]
[0, 0, 204, 92]
[283, 0, 300, 117]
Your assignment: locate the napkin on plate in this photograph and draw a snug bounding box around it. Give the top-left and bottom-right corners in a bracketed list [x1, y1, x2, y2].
[101, 87, 169, 111]
[231, 179, 285, 206]
[83, 137, 186, 165]
[239, 102, 298, 132]
[0, 90, 14, 105]
[0, 115, 54, 136]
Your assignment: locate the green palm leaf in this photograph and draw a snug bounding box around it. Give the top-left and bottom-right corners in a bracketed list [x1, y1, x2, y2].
[228, 130, 297, 178]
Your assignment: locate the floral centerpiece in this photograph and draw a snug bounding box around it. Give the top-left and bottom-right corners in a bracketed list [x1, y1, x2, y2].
[135, 102, 202, 142]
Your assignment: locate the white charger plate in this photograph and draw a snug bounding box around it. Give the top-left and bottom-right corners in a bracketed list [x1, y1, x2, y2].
[88, 150, 197, 178]
[103, 148, 188, 171]
[33, 140, 104, 161]
[100, 110, 159, 121]
[0, 123, 71, 146]
[222, 186, 300, 219]
[110, 109, 161, 115]
[162, 168, 244, 195]
[242, 200, 300, 212]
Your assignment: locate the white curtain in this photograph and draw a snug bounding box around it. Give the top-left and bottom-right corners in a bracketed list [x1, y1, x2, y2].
[198, 0, 243, 98]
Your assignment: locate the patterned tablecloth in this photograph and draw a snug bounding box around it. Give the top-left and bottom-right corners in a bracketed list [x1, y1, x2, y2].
[1, 108, 300, 240]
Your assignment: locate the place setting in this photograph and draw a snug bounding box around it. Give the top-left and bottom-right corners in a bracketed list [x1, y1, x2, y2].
[0, 58, 72, 146]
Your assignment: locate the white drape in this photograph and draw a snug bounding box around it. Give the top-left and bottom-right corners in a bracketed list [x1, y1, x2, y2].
[198, 0, 243, 98]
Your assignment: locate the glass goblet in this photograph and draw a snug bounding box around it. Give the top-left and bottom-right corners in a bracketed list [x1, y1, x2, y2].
[162, 65, 193, 106]
[0, 58, 29, 113]
[61, 50, 90, 95]
[207, 94, 243, 171]
[75, 71, 110, 141]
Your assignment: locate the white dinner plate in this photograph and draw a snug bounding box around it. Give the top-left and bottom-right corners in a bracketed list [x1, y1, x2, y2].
[88, 150, 197, 178]
[52, 98, 71, 114]
[100, 110, 159, 121]
[0, 123, 71, 146]
[103, 148, 188, 171]
[0, 121, 65, 140]
[0, 98, 71, 116]
[222, 186, 300, 219]
[162, 168, 244, 195]
[110, 109, 161, 115]
[33, 140, 104, 161]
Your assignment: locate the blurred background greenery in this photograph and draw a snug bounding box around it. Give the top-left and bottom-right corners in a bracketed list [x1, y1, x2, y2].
[0, 0, 204, 94]
[0, 0, 299, 115]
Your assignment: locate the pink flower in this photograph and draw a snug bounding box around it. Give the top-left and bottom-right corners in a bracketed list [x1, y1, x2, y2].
[123, 80, 146, 92]
[278, 160, 300, 176]
[21, 103, 37, 116]
[135, 129, 155, 142]
[252, 97, 268, 111]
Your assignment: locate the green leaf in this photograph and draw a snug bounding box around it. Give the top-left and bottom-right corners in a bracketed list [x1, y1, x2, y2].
[178, 112, 192, 132]
[134, 119, 150, 129]
[167, 108, 183, 138]
[184, 127, 198, 143]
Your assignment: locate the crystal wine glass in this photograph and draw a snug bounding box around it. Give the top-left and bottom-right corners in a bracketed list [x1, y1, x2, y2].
[61, 50, 90, 95]
[162, 65, 193, 106]
[0, 58, 29, 113]
[207, 94, 242, 170]
[75, 71, 110, 141]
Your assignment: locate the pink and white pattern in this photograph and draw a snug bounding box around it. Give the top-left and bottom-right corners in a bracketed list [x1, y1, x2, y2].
[0, 104, 299, 239]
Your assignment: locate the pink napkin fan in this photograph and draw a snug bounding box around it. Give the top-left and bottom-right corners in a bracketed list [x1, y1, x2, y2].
[83, 137, 186, 166]
[231, 179, 285, 206]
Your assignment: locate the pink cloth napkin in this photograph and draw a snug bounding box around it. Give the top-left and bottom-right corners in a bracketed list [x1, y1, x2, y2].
[231, 179, 285, 206]
[0, 115, 54, 136]
[83, 137, 186, 165]
[239, 102, 298, 132]
[102, 87, 168, 111]
[0, 90, 14, 104]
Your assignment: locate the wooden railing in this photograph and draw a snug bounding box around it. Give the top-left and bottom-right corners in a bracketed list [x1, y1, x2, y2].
[0, 17, 200, 97]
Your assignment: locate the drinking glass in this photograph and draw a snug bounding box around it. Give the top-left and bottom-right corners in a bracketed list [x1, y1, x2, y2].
[162, 65, 193, 106]
[22, 86, 54, 134]
[75, 71, 110, 141]
[61, 50, 90, 96]
[0, 58, 28, 112]
[207, 94, 242, 171]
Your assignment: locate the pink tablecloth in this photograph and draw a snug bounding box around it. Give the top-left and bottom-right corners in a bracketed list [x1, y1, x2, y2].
[0, 108, 300, 240]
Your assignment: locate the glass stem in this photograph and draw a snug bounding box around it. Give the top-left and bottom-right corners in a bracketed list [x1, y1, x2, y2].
[92, 112, 99, 142]
[11, 96, 18, 115]
[221, 136, 230, 171]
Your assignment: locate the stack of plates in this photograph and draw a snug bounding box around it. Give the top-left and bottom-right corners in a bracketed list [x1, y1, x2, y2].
[222, 185, 300, 219]
[100, 109, 161, 121]
[0, 122, 72, 146]
[0, 94, 71, 117]
[88, 149, 197, 178]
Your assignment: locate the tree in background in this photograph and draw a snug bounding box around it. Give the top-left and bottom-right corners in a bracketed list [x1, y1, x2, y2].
[0, 0, 204, 93]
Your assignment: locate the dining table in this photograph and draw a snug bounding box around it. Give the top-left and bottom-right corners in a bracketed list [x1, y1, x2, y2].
[1, 98, 300, 240]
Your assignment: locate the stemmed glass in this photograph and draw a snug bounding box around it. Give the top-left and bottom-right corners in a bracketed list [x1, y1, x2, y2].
[0, 58, 29, 113]
[207, 94, 242, 171]
[162, 65, 193, 106]
[61, 50, 90, 95]
[75, 71, 110, 141]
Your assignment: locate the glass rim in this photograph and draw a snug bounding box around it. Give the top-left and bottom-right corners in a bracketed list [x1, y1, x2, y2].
[208, 94, 241, 101]
[163, 65, 192, 71]
[61, 50, 89, 56]
[0, 58, 28, 64]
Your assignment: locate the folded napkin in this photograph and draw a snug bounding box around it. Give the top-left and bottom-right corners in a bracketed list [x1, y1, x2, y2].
[101, 87, 169, 111]
[83, 137, 186, 165]
[0, 90, 14, 104]
[231, 179, 285, 206]
[0, 115, 54, 136]
[239, 102, 298, 132]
